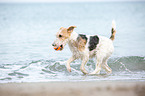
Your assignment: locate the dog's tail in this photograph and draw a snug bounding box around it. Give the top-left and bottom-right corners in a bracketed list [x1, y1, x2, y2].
[110, 20, 116, 41]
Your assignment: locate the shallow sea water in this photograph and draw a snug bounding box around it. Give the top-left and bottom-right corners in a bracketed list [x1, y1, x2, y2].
[0, 2, 145, 83]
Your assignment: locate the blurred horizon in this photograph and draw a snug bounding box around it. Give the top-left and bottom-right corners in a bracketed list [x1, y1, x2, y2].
[0, 0, 145, 3]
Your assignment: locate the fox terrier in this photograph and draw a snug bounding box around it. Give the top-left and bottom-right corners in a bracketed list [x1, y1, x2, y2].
[52, 21, 116, 74]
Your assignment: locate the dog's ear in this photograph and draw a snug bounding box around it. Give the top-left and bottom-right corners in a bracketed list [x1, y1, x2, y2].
[67, 26, 76, 33]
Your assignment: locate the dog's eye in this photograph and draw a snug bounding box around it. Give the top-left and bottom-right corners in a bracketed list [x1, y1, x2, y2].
[59, 35, 62, 38]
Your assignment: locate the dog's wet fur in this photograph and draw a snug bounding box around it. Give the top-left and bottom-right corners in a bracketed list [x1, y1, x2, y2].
[52, 21, 116, 74]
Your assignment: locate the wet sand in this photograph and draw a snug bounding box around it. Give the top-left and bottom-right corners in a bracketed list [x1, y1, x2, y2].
[0, 81, 145, 96]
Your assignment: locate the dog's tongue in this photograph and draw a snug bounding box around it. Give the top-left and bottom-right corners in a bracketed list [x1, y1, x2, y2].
[54, 46, 61, 51]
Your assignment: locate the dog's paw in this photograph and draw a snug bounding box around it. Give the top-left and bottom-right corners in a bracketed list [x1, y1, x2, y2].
[89, 71, 100, 75]
[89, 72, 95, 75]
[81, 69, 88, 74]
[67, 67, 71, 72]
[106, 71, 112, 75]
[82, 71, 88, 75]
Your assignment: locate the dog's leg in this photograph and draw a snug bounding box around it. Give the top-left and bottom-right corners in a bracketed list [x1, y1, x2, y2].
[89, 51, 103, 75]
[102, 59, 112, 74]
[80, 56, 89, 74]
[66, 56, 76, 72]
[90, 58, 102, 75]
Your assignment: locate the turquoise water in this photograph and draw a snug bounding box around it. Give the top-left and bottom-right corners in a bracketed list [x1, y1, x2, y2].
[0, 2, 145, 83]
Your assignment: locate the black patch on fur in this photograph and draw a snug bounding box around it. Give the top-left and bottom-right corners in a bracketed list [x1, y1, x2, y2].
[88, 35, 99, 51]
[78, 34, 88, 41]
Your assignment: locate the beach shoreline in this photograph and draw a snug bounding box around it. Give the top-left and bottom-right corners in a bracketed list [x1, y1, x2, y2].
[0, 81, 145, 96]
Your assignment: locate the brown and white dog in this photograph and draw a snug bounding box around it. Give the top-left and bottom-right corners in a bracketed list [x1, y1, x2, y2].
[52, 21, 116, 74]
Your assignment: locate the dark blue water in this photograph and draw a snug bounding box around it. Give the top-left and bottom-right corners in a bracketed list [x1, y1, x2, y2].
[0, 2, 145, 83]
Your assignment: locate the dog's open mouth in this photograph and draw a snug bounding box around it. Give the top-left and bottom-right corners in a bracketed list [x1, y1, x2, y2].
[53, 45, 63, 51]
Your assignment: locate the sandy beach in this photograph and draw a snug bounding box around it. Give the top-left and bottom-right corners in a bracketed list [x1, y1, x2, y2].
[0, 81, 145, 96]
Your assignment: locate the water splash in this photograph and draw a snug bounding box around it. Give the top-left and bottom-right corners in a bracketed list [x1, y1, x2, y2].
[0, 56, 145, 83]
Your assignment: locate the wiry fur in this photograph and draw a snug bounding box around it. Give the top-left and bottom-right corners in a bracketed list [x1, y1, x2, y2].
[52, 21, 116, 74]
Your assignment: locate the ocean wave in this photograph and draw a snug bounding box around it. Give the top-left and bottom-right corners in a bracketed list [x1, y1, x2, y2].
[109, 56, 145, 72]
[0, 56, 145, 82]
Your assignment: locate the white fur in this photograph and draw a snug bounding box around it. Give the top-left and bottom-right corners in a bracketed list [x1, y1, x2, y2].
[112, 20, 116, 29]
[53, 22, 116, 74]
[66, 32, 114, 74]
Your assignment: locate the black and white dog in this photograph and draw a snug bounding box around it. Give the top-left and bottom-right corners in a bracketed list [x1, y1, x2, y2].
[52, 21, 116, 74]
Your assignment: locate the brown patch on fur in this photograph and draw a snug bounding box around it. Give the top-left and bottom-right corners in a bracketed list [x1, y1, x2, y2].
[67, 26, 77, 33]
[56, 26, 77, 41]
[57, 28, 70, 40]
[110, 28, 116, 41]
[75, 36, 87, 52]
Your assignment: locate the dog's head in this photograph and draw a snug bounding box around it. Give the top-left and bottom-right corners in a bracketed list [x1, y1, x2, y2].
[52, 26, 76, 51]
